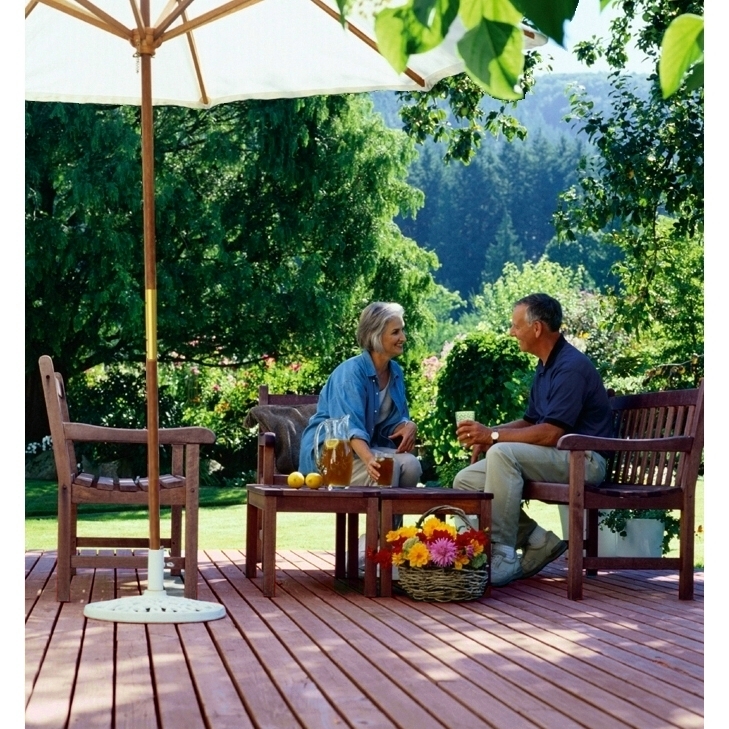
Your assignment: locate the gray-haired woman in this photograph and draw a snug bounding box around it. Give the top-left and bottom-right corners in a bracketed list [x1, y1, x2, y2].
[299, 302, 422, 487]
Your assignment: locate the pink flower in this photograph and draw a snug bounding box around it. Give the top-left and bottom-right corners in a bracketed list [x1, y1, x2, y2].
[429, 538, 457, 567]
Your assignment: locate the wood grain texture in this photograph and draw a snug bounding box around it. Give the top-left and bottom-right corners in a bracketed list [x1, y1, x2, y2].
[26, 549, 704, 729]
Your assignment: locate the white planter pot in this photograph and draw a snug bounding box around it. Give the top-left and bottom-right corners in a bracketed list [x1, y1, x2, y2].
[558, 506, 663, 558]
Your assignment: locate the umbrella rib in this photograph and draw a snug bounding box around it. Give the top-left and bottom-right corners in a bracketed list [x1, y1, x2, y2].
[159, 0, 265, 43]
[153, 0, 197, 39]
[307, 0, 426, 87]
[181, 9, 210, 105]
[36, 0, 133, 40]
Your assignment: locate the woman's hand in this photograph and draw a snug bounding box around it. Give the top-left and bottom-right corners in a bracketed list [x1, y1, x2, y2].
[390, 421, 417, 453]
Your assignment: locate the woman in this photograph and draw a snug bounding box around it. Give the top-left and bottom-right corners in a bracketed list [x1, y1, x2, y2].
[298, 302, 421, 487]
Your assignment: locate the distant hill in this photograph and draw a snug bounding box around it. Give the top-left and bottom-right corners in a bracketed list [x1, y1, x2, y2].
[370, 72, 650, 142]
[369, 72, 648, 299]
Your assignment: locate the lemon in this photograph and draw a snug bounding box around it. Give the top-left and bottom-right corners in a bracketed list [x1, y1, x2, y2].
[287, 471, 305, 488]
[305, 472, 323, 489]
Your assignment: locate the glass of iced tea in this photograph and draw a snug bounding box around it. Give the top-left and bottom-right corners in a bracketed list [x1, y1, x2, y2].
[455, 410, 475, 425]
[372, 451, 394, 487]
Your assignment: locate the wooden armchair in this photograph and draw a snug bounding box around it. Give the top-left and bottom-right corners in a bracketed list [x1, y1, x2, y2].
[523, 380, 704, 600]
[39, 355, 215, 602]
[243, 385, 319, 485]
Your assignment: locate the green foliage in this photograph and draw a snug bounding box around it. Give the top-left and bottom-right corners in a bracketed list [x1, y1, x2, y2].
[659, 12, 704, 98]
[26, 94, 448, 444]
[396, 71, 533, 164]
[26, 95, 431, 380]
[400, 131, 585, 297]
[66, 363, 185, 478]
[422, 331, 532, 464]
[599, 508, 681, 555]
[361, 0, 574, 101]
[464, 257, 591, 333]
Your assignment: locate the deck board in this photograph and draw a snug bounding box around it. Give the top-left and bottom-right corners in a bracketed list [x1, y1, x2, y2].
[26, 550, 704, 729]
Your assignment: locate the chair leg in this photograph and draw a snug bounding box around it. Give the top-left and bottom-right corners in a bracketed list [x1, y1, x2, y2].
[170, 505, 182, 577]
[57, 483, 72, 602]
[586, 509, 599, 577]
[184, 445, 199, 600]
[678, 510, 695, 600]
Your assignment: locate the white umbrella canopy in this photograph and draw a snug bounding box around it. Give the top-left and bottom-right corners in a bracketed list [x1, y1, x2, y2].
[25, 0, 546, 106]
[26, 0, 467, 106]
[25, 0, 545, 621]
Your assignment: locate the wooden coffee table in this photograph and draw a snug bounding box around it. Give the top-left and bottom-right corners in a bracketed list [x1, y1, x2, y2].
[378, 488, 493, 598]
[246, 485, 380, 597]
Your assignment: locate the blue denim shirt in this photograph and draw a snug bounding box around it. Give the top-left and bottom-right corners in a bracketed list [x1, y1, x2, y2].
[298, 351, 413, 474]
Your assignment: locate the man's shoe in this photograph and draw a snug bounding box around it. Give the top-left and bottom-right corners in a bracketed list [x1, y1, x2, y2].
[519, 530, 567, 579]
[491, 544, 523, 587]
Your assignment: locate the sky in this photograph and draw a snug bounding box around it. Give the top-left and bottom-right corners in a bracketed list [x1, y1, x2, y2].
[538, 0, 651, 75]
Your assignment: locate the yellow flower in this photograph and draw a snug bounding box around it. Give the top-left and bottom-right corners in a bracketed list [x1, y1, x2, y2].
[471, 541, 484, 556]
[392, 552, 405, 566]
[407, 541, 430, 567]
[454, 555, 469, 569]
[385, 525, 418, 542]
[421, 517, 456, 538]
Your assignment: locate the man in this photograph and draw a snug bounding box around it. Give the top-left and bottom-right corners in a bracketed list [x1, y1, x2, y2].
[453, 293, 613, 587]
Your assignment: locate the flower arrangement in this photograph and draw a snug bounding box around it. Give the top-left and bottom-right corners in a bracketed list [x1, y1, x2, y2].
[369, 507, 491, 602]
[369, 513, 489, 571]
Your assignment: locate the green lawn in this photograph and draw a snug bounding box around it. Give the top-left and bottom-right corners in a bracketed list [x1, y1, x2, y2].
[25, 478, 704, 567]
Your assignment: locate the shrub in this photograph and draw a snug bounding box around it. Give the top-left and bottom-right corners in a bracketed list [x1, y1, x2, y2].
[420, 331, 533, 466]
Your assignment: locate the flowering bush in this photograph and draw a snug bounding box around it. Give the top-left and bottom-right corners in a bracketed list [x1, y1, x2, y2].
[369, 515, 489, 571]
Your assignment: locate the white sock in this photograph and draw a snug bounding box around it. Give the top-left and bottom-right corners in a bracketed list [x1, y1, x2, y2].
[493, 544, 516, 559]
[527, 525, 547, 548]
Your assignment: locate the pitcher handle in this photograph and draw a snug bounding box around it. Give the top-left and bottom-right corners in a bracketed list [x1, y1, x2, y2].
[314, 420, 326, 470]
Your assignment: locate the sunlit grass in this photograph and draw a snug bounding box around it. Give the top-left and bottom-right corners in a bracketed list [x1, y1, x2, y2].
[25, 477, 704, 567]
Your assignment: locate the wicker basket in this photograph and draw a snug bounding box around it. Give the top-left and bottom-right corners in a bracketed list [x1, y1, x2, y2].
[397, 505, 489, 603]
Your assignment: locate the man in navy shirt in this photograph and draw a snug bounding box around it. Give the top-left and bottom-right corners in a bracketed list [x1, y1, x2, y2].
[453, 293, 613, 587]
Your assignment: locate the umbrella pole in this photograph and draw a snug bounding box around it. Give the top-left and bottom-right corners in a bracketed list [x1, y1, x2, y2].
[83, 6, 224, 623]
[140, 36, 161, 556]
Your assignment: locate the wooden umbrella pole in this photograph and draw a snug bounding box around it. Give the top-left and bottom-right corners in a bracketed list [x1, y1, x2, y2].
[140, 1, 160, 551]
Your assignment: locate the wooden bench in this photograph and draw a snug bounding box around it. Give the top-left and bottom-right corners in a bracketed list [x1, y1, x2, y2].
[523, 381, 704, 600]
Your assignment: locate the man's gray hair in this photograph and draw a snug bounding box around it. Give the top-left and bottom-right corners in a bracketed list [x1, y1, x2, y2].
[357, 302, 404, 352]
[515, 293, 563, 332]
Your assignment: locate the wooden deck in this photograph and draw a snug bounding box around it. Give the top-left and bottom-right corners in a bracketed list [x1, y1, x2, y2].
[26, 549, 704, 729]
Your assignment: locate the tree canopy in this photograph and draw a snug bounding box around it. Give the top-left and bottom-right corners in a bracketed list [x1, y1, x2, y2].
[25, 94, 439, 440]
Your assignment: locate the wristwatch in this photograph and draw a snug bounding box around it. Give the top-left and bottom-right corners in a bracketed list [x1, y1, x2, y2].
[491, 431, 500, 443]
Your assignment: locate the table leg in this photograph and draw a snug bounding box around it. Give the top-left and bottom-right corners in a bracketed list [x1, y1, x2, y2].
[335, 513, 346, 579]
[245, 501, 258, 578]
[363, 499, 378, 597]
[480, 498, 492, 598]
[346, 512, 359, 582]
[379, 500, 394, 597]
[261, 496, 278, 597]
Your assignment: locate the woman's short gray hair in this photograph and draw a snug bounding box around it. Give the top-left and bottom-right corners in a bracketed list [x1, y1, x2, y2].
[357, 302, 404, 352]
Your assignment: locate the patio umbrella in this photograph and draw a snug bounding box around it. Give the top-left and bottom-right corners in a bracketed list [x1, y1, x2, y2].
[26, 0, 546, 622]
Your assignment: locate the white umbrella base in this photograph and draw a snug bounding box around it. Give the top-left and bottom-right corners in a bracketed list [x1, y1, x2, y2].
[83, 591, 226, 623]
[83, 548, 226, 623]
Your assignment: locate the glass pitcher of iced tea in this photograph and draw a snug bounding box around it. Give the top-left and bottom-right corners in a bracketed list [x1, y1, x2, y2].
[314, 415, 353, 489]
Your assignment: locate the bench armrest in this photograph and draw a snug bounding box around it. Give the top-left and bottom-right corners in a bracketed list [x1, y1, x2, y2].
[64, 422, 216, 445]
[556, 433, 693, 453]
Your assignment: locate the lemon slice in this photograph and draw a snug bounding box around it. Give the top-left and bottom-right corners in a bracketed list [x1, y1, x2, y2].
[324, 438, 341, 449]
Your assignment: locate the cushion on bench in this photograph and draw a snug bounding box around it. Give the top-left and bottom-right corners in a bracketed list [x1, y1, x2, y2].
[244, 404, 318, 474]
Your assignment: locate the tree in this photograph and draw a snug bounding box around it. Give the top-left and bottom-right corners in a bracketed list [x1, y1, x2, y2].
[25, 95, 437, 441]
[338, 1, 703, 101]
[554, 0, 703, 338]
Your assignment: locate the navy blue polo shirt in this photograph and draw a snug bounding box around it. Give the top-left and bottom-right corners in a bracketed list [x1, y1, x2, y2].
[524, 335, 613, 438]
